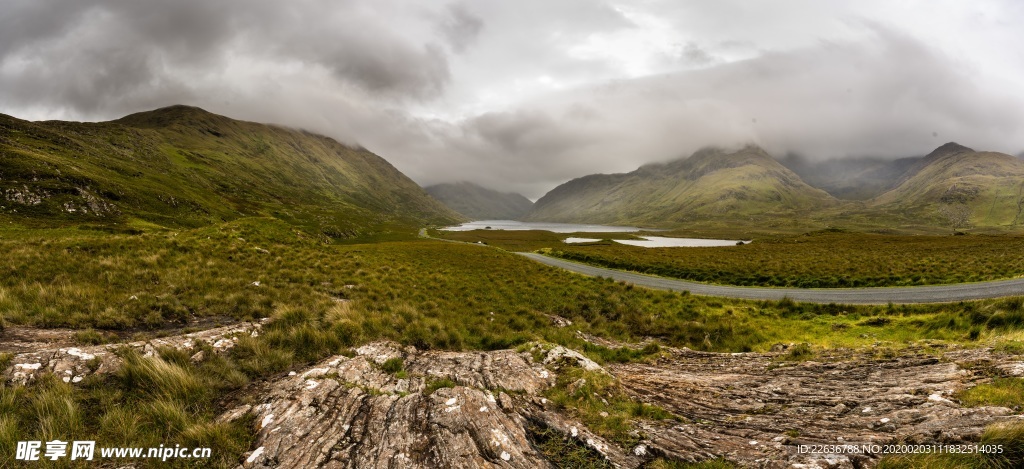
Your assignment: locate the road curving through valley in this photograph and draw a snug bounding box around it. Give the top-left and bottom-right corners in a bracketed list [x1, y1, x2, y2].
[518, 252, 1024, 304]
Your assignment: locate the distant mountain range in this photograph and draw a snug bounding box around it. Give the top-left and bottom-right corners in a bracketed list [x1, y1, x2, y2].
[0, 105, 461, 236]
[525, 145, 836, 225]
[4, 105, 1021, 234]
[525, 143, 1024, 230]
[424, 182, 533, 220]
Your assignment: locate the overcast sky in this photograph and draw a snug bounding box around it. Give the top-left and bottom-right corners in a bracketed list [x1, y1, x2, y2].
[2, 1, 1023, 198]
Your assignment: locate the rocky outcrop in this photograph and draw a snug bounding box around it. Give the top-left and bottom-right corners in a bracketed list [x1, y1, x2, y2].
[4, 325, 1021, 468]
[612, 346, 1023, 468]
[225, 342, 1022, 469]
[1, 320, 266, 385]
[228, 341, 638, 469]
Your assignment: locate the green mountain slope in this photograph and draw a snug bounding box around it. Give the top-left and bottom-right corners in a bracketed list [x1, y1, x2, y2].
[0, 105, 462, 236]
[870, 143, 1024, 228]
[424, 182, 533, 220]
[526, 145, 837, 226]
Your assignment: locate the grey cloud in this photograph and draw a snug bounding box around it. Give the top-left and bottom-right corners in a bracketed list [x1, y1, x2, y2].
[0, 0, 455, 117]
[398, 28, 1024, 198]
[438, 3, 484, 53]
[465, 110, 591, 155]
[1, 1, 1022, 201]
[677, 42, 718, 66]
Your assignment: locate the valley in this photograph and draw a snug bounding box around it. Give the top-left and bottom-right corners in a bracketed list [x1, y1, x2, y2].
[1, 108, 1022, 468]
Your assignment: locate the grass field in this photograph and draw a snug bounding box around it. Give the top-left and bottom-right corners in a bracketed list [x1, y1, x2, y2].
[441, 229, 1024, 288]
[3, 219, 1024, 466]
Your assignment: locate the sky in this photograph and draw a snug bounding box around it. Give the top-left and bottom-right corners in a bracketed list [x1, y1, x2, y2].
[2, 1, 1023, 199]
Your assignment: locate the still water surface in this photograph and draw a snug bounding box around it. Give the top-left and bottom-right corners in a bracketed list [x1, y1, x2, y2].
[441, 220, 643, 233]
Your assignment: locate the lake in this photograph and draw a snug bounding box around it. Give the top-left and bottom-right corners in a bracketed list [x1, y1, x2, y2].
[441, 220, 644, 233]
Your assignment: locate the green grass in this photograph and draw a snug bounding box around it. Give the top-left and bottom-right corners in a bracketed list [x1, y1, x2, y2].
[3, 219, 1024, 466]
[423, 378, 457, 395]
[776, 343, 816, 361]
[878, 422, 1024, 469]
[1, 106, 460, 237]
[4, 219, 1024, 353]
[645, 459, 738, 469]
[544, 230, 1024, 287]
[957, 378, 1024, 410]
[544, 367, 679, 447]
[527, 424, 613, 468]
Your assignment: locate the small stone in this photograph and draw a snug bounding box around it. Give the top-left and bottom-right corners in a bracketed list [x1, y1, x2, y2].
[246, 447, 265, 464]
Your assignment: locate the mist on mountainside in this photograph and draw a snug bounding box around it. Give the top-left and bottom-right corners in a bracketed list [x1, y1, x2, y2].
[2, 2, 1024, 199]
[778, 154, 923, 200]
[425, 182, 534, 220]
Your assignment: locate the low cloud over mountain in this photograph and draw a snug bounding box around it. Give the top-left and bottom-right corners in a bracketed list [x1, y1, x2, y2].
[2, 1, 1022, 198]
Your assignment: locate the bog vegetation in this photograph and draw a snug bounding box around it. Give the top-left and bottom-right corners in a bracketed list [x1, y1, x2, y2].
[537, 230, 1024, 288]
[2, 219, 1024, 467]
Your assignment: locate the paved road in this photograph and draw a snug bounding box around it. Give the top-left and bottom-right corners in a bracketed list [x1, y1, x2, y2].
[518, 252, 1024, 304]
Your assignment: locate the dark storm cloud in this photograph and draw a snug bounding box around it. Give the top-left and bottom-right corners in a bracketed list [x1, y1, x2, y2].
[0, 0, 454, 116]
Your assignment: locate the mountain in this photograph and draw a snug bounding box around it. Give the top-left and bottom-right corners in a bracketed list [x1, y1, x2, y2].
[870, 142, 1024, 228]
[779, 154, 922, 200]
[424, 182, 533, 220]
[0, 105, 462, 236]
[526, 145, 836, 226]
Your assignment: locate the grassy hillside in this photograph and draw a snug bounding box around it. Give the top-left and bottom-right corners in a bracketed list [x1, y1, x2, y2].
[526, 145, 836, 226]
[0, 105, 462, 237]
[871, 143, 1024, 229]
[425, 181, 533, 220]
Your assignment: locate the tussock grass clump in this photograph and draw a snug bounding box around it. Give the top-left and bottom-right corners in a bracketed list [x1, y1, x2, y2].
[879, 422, 1024, 469]
[31, 376, 84, 442]
[231, 335, 294, 377]
[646, 459, 739, 469]
[423, 378, 457, 395]
[777, 343, 816, 362]
[527, 424, 613, 468]
[116, 350, 208, 407]
[545, 367, 679, 447]
[380, 357, 405, 375]
[956, 378, 1024, 409]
